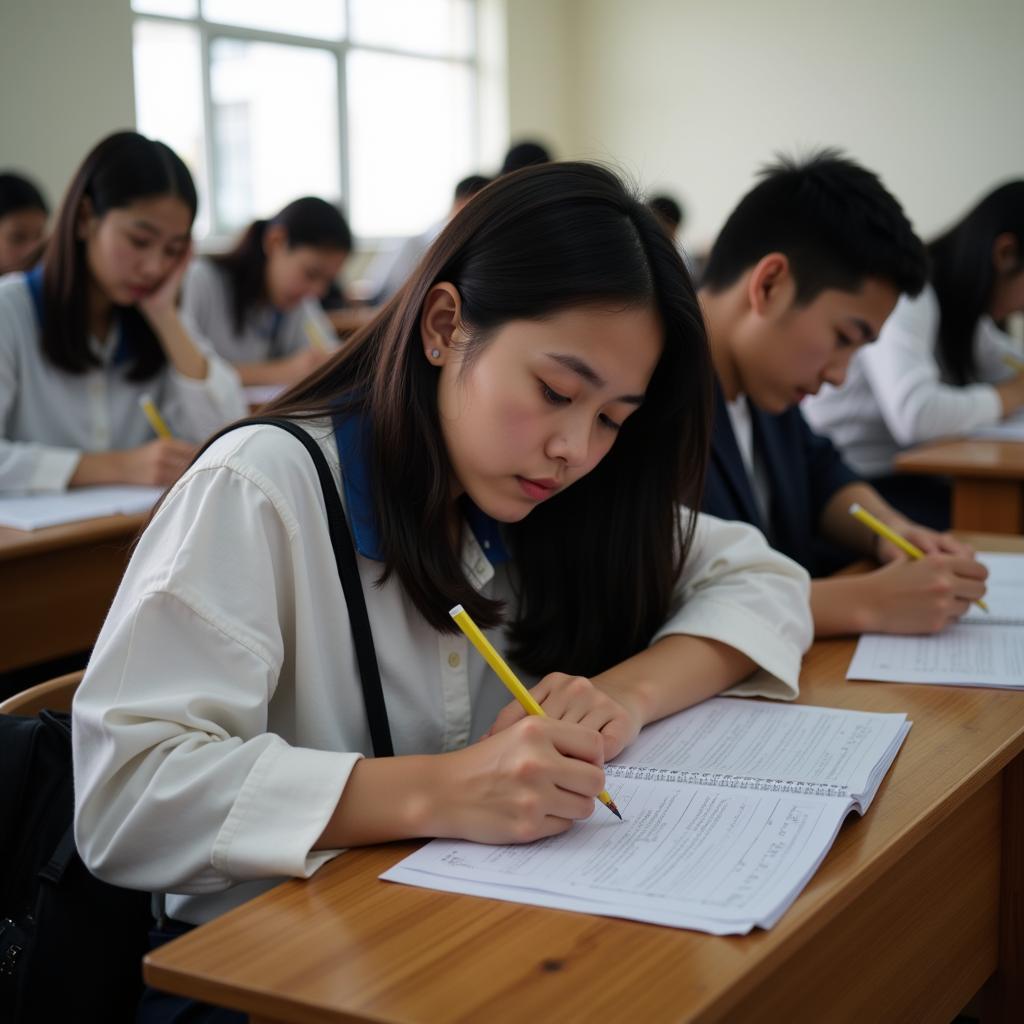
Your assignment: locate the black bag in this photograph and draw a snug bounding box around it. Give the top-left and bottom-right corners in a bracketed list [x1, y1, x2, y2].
[0, 417, 392, 1023]
[0, 710, 152, 1023]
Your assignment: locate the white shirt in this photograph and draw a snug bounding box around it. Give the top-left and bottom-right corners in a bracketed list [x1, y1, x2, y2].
[181, 258, 339, 365]
[724, 393, 772, 528]
[0, 273, 247, 492]
[803, 285, 1017, 477]
[72, 419, 812, 924]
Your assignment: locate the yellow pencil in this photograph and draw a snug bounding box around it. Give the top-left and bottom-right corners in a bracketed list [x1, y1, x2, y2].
[138, 395, 172, 439]
[304, 318, 332, 353]
[449, 604, 623, 821]
[849, 503, 988, 612]
[1002, 353, 1024, 374]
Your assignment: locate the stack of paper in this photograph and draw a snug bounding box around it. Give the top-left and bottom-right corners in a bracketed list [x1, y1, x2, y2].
[0, 486, 163, 531]
[383, 698, 910, 934]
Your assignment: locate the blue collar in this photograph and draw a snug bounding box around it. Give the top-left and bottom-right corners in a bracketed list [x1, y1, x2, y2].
[25, 264, 134, 367]
[332, 412, 508, 565]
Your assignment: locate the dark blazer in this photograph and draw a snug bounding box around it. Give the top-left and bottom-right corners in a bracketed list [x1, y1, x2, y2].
[702, 382, 860, 576]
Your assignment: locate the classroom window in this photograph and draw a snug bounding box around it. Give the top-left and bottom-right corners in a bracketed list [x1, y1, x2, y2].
[130, 0, 479, 242]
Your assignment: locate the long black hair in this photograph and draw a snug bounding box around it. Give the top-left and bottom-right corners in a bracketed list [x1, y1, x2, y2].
[39, 131, 196, 381]
[259, 162, 711, 678]
[210, 197, 352, 334]
[929, 180, 1024, 385]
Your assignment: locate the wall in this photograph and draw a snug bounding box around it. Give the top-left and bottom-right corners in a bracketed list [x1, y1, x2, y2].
[567, 0, 1024, 250]
[0, 0, 136, 209]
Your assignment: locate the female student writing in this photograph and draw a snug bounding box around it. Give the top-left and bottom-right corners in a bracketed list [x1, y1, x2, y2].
[72, 164, 811, 965]
[180, 197, 351, 387]
[0, 171, 48, 276]
[0, 132, 246, 493]
[804, 181, 1024, 523]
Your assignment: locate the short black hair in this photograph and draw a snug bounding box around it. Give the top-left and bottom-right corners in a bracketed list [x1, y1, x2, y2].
[648, 195, 683, 229]
[500, 141, 551, 176]
[0, 171, 48, 219]
[454, 174, 491, 202]
[702, 150, 928, 302]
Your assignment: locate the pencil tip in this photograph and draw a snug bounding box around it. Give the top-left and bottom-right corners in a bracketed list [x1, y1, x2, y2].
[607, 800, 623, 821]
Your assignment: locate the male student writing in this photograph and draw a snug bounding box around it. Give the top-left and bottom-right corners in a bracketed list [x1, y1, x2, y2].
[699, 151, 988, 636]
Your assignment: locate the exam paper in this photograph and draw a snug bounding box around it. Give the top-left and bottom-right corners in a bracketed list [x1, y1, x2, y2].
[848, 623, 1024, 689]
[962, 553, 1024, 625]
[384, 778, 851, 933]
[608, 697, 907, 803]
[0, 486, 163, 530]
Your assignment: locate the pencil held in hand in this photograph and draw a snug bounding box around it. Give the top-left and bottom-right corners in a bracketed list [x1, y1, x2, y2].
[139, 395, 172, 439]
[448, 604, 623, 820]
[848, 503, 988, 612]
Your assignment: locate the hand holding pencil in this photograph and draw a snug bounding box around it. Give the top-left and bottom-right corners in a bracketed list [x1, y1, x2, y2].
[850, 503, 989, 614]
[451, 605, 624, 821]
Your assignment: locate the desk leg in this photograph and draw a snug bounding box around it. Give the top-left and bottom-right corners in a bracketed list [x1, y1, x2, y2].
[952, 480, 1024, 534]
[982, 753, 1024, 1022]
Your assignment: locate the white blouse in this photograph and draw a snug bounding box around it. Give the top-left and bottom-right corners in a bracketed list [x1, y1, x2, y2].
[72, 419, 813, 925]
[803, 285, 1018, 477]
[0, 273, 246, 492]
[181, 258, 338, 365]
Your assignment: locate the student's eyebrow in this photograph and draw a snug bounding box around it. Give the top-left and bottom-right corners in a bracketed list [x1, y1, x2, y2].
[544, 352, 645, 405]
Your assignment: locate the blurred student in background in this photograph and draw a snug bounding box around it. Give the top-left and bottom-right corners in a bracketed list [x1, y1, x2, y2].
[181, 197, 350, 388]
[648, 192, 696, 276]
[0, 171, 49, 276]
[0, 131, 244, 493]
[804, 180, 1024, 525]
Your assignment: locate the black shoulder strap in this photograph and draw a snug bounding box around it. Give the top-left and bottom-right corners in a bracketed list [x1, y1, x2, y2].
[193, 417, 394, 757]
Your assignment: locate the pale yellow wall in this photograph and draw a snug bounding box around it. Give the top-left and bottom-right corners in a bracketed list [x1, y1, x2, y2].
[564, 0, 1024, 251]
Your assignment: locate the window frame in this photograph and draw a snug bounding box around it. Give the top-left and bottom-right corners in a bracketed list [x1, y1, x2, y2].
[131, 0, 480, 244]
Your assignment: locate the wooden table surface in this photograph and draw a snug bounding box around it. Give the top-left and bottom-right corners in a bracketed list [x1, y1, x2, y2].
[0, 512, 145, 672]
[895, 439, 1024, 533]
[144, 535, 1024, 1024]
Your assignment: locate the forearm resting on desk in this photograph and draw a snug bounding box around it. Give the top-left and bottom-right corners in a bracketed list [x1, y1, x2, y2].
[812, 561, 986, 637]
[592, 634, 758, 725]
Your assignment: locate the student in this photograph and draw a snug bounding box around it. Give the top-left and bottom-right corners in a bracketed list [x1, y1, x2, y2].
[73, 163, 812, 985]
[0, 132, 245, 494]
[804, 180, 1024, 520]
[181, 197, 351, 387]
[500, 140, 552, 175]
[699, 152, 989, 637]
[648, 192, 696, 276]
[0, 172, 49, 276]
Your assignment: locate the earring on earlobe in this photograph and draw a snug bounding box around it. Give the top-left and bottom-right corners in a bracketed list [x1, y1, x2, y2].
[430, 349, 441, 360]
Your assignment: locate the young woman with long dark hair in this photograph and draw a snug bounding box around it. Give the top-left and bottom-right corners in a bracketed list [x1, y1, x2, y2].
[0, 131, 245, 492]
[73, 165, 811, 1014]
[804, 180, 1024, 522]
[181, 197, 351, 387]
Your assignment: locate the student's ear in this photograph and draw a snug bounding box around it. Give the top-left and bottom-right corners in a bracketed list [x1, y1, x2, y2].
[263, 223, 288, 258]
[420, 282, 463, 366]
[747, 253, 794, 318]
[75, 197, 95, 241]
[993, 233, 1019, 275]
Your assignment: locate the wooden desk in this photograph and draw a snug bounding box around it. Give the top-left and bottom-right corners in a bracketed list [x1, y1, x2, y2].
[145, 537, 1024, 1024]
[895, 439, 1024, 533]
[0, 513, 144, 672]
